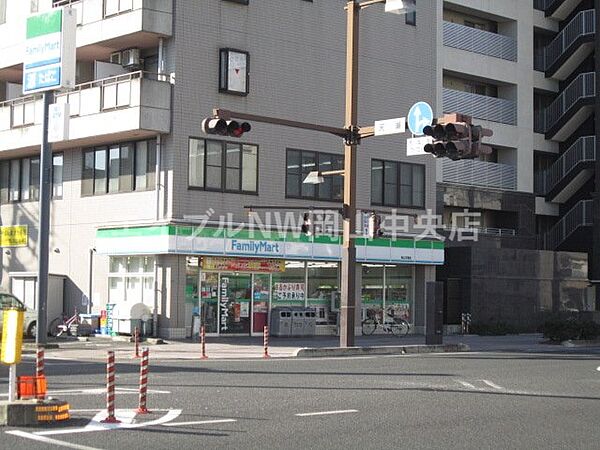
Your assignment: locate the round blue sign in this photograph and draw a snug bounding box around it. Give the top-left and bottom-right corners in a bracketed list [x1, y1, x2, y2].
[407, 102, 434, 136]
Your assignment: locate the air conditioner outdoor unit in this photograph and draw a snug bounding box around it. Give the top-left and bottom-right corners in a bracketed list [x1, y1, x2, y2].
[109, 51, 122, 65]
[121, 48, 141, 68]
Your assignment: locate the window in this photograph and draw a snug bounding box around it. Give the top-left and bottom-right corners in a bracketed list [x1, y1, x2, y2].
[219, 49, 249, 95]
[188, 138, 259, 194]
[286, 149, 343, 201]
[371, 159, 425, 208]
[223, 0, 249, 4]
[0, 0, 6, 25]
[0, 154, 62, 204]
[405, 0, 416, 25]
[104, 0, 134, 17]
[108, 256, 155, 307]
[82, 140, 155, 196]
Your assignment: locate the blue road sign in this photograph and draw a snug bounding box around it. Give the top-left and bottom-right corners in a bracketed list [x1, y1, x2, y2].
[407, 102, 433, 136]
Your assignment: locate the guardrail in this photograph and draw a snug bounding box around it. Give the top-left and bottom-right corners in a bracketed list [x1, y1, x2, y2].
[544, 10, 594, 71]
[543, 72, 595, 132]
[443, 21, 517, 61]
[535, 136, 595, 195]
[443, 89, 517, 125]
[441, 158, 517, 191]
[541, 199, 593, 249]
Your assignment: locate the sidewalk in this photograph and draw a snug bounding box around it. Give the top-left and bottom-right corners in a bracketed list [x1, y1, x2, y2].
[33, 333, 600, 361]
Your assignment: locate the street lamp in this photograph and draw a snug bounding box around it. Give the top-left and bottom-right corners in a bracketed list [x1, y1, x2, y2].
[303, 169, 345, 185]
[337, 0, 412, 347]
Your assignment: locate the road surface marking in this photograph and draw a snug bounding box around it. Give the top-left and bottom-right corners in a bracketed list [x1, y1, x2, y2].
[35, 409, 182, 436]
[0, 387, 171, 398]
[6, 430, 101, 450]
[296, 409, 358, 417]
[597, 366, 600, 372]
[457, 380, 477, 390]
[481, 380, 504, 390]
[163, 419, 237, 427]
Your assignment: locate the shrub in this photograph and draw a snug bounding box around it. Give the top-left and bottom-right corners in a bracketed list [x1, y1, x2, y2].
[540, 316, 600, 342]
[470, 322, 515, 336]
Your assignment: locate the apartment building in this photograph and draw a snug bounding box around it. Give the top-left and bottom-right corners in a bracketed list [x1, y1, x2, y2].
[434, 0, 597, 330]
[0, 1, 442, 338]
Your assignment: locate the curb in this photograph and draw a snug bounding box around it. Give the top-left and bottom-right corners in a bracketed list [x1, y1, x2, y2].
[294, 343, 470, 358]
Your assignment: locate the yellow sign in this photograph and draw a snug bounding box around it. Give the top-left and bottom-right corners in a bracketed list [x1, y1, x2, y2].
[202, 257, 285, 273]
[1, 309, 24, 364]
[0, 225, 28, 247]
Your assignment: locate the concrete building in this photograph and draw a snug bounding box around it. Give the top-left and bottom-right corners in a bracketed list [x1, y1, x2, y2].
[0, 0, 442, 338]
[434, 0, 598, 330]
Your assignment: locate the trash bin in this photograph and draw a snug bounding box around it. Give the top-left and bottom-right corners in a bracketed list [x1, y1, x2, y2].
[270, 307, 292, 337]
[291, 309, 305, 337]
[303, 308, 316, 337]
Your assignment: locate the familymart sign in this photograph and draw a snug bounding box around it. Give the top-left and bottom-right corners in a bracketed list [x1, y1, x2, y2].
[23, 7, 76, 94]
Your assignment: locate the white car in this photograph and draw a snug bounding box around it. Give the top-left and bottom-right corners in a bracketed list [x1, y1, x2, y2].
[0, 292, 38, 338]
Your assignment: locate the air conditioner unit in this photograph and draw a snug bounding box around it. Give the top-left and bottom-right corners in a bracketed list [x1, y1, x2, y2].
[121, 48, 141, 69]
[109, 51, 122, 65]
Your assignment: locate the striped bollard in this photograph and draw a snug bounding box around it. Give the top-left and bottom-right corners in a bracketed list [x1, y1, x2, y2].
[133, 326, 141, 358]
[136, 347, 150, 414]
[101, 351, 121, 423]
[36, 347, 46, 400]
[200, 326, 208, 360]
[263, 325, 270, 359]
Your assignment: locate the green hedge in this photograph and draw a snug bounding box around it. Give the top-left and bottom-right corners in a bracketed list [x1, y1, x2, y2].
[540, 316, 600, 342]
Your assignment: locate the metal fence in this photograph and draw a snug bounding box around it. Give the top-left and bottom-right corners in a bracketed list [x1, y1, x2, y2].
[535, 136, 595, 195]
[441, 158, 517, 191]
[443, 21, 517, 62]
[544, 10, 594, 71]
[543, 72, 595, 132]
[541, 199, 593, 250]
[443, 89, 517, 125]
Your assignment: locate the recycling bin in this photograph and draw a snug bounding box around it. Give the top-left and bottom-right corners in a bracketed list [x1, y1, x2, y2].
[303, 308, 317, 337]
[270, 307, 292, 337]
[291, 309, 305, 337]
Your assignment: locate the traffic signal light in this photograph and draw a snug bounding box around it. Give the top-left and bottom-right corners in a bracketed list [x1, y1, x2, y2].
[201, 118, 251, 138]
[367, 213, 383, 239]
[422, 114, 493, 160]
[301, 212, 312, 236]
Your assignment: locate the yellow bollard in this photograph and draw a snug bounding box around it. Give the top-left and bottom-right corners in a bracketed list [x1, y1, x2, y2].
[1, 309, 24, 365]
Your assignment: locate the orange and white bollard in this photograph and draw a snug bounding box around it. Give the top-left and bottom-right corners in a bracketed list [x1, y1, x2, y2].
[133, 326, 140, 358]
[263, 325, 270, 359]
[136, 347, 150, 414]
[36, 347, 45, 378]
[200, 326, 208, 360]
[101, 350, 121, 423]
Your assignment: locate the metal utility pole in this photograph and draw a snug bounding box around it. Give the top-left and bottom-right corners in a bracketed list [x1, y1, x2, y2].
[36, 92, 52, 345]
[593, 0, 600, 307]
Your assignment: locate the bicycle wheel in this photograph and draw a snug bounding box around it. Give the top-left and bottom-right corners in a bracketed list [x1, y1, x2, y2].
[391, 320, 410, 337]
[361, 318, 377, 336]
[49, 318, 63, 337]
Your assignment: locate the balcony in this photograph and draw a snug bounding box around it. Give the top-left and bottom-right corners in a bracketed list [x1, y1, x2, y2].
[441, 159, 517, 191]
[543, 72, 594, 141]
[443, 21, 517, 62]
[535, 0, 585, 21]
[0, 71, 171, 153]
[544, 10, 594, 80]
[540, 199, 593, 251]
[0, 0, 173, 81]
[443, 89, 517, 125]
[535, 136, 595, 202]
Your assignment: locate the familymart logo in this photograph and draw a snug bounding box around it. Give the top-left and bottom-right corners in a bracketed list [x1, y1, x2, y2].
[229, 239, 281, 255]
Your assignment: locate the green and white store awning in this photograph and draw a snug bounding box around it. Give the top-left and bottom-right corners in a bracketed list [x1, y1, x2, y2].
[96, 225, 444, 265]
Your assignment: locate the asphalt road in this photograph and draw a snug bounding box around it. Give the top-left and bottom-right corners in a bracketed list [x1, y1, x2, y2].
[1, 350, 600, 450]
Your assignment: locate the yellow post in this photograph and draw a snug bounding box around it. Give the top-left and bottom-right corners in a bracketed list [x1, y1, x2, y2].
[2, 309, 24, 402]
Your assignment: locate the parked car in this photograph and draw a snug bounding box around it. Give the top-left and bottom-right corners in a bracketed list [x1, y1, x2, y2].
[0, 292, 37, 338]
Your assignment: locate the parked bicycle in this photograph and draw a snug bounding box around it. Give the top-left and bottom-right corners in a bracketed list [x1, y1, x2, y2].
[49, 309, 81, 337]
[361, 307, 410, 337]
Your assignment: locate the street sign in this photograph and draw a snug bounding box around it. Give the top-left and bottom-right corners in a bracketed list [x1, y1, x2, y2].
[48, 103, 70, 142]
[407, 136, 433, 156]
[374, 117, 405, 136]
[23, 7, 76, 95]
[407, 101, 434, 136]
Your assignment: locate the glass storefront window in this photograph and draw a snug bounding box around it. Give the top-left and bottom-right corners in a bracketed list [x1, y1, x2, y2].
[362, 265, 384, 321]
[307, 262, 339, 325]
[200, 272, 219, 333]
[272, 261, 306, 306]
[108, 256, 154, 305]
[110, 256, 127, 273]
[386, 265, 413, 323]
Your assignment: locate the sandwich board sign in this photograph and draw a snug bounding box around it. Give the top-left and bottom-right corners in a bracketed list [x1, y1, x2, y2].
[23, 7, 76, 95]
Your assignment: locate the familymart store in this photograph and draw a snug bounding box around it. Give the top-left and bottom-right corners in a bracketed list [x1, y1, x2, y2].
[96, 225, 444, 339]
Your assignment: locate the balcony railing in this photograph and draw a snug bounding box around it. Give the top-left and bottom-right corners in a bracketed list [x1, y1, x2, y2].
[441, 158, 517, 191]
[535, 136, 595, 196]
[52, 0, 135, 21]
[541, 199, 593, 250]
[443, 89, 517, 125]
[443, 21, 517, 62]
[542, 72, 595, 132]
[544, 9, 594, 71]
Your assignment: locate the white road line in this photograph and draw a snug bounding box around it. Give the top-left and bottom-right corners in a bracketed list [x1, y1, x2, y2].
[0, 387, 171, 398]
[481, 379, 504, 390]
[295, 409, 358, 417]
[596, 366, 600, 372]
[163, 419, 237, 427]
[6, 430, 102, 450]
[457, 380, 477, 390]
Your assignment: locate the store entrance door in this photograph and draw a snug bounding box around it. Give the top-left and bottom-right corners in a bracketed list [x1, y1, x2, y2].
[251, 274, 271, 336]
[218, 274, 252, 335]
